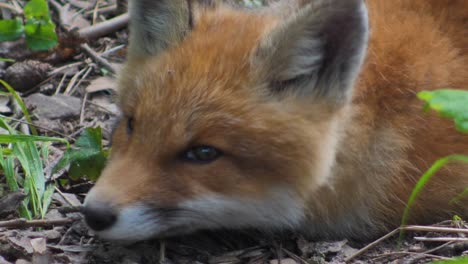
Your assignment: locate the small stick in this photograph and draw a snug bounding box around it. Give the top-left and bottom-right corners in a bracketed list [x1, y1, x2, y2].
[85, 99, 119, 115]
[79, 93, 89, 125]
[281, 248, 309, 264]
[78, 13, 129, 40]
[414, 237, 468, 242]
[63, 67, 87, 95]
[55, 73, 68, 95]
[0, 218, 77, 229]
[403, 225, 468, 234]
[49, 62, 85, 77]
[81, 44, 117, 74]
[345, 228, 400, 262]
[54, 187, 80, 207]
[92, 0, 105, 25]
[422, 241, 454, 255]
[0, 115, 72, 140]
[71, 66, 94, 96]
[83, 5, 117, 16]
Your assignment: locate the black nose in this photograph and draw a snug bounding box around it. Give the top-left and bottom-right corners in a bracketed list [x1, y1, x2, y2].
[83, 203, 117, 231]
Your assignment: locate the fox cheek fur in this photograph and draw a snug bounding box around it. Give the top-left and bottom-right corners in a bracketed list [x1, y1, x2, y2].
[83, 0, 468, 241]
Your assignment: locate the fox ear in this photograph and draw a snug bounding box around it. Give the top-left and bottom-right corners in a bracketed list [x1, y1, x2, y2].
[253, 0, 369, 104]
[128, 0, 192, 57]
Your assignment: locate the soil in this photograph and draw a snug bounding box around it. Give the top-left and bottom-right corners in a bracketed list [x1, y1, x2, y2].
[0, 0, 467, 263]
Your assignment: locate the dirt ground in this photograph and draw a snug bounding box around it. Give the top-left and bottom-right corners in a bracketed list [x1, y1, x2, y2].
[0, 0, 467, 263]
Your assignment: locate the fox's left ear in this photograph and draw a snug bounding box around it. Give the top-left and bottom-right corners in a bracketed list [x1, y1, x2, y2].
[252, 0, 369, 105]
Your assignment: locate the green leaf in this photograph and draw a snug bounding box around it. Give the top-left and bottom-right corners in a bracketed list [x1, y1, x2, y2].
[0, 58, 15, 62]
[0, 134, 69, 145]
[54, 128, 108, 181]
[0, 148, 19, 192]
[41, 183, 55, 218]
[22, 0, 58, 51]
[417, 89, 468, 133]
[24, 0, 50, 20]
[24, 19, 58, 51]
[0, 18, 24, 41]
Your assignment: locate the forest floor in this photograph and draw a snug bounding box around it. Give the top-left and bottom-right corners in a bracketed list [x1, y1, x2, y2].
[0, 0, 467, 263]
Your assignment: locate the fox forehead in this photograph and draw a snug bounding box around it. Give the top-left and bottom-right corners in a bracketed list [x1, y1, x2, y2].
[118, 8, 276, 114]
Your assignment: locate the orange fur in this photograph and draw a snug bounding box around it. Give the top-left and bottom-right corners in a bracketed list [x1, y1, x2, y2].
[85, 0, 468, 240]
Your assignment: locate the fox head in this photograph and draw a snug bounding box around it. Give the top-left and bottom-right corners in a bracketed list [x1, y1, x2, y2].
[84, 0, 369, 241]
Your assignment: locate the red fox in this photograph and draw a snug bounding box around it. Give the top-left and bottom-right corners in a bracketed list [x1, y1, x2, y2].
[83, 0, 468, 241]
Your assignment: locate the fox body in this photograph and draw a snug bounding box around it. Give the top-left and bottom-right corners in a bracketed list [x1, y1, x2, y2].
[83, 0, 468, 241]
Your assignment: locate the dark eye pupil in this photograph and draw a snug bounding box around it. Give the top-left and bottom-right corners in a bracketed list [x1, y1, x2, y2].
[184, 146, 221, 163]
[127, 117, 134, 135]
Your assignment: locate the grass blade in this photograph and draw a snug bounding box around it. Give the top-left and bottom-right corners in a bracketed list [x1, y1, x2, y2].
[0, 79, 38, 135]
[399, 155, 468, 243]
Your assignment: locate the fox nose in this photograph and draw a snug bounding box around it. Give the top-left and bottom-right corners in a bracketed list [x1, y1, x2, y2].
[83, 202, 117, 231]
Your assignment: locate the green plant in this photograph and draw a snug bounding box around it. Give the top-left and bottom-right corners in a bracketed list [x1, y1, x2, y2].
[0, 0, 58, 51]
[418, 89, 468, 133]
[54, 127, 109, 182]
[399, 89, 468, 241]
[0, 80, 69, 219]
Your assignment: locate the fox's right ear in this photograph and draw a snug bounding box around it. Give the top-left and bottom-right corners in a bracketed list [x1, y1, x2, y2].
[252, 0, 369, 105]
[128, 0, 193, 57]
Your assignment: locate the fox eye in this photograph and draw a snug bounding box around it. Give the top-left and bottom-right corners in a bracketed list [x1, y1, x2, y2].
[126, 117, 134, 135]
[182, 146, 222, 163]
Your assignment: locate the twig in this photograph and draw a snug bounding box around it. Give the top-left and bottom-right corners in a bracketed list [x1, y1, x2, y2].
[92, 0, 104, 25]
[101, 44, 126, 56]
[85, 98, 119, 116]
[346, 225, 468, 262]
[71, 66, 94, 96]
[281, 248, 309, 264]
[55, 73, 68, 95]
[79, 93, 89, 124]
[422, 241, 454, 255]
[80, 44, 117, 74]
[63, 67, 87, 95]
[78, 13, 129, 40]
[0, 114, 73, 140]
[83, 4, 117, 16]
[0, 218, 77, 229]
[403, 225, 468, 234]
[49, 62, 85, 77]
[345, 228, 400, 262]
[54, 187, 81, 207]
[414, 237, 468, 242]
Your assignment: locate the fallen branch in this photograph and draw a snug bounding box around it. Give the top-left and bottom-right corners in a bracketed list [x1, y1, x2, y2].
[0, 218, 78, 229]
[79, 13, 129, 40]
